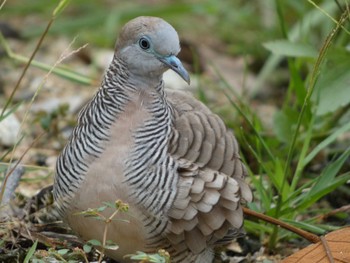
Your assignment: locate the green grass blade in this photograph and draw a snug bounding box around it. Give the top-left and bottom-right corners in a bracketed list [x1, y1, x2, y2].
[0, 103, 21, 122]
[222, 88, 275, 163]
[10, 53, 94, 86]
[282, 219, 327, 235]
[303, 121, 350, 167]
[53, 0, 71, 17]
[244, 220, 272, 236]
[240, 133, 272, 211]
[309, 148, 350, 194]
[290, 113, 315, 191]
[294, 171, 350, 212]
[24, 240, 38, 263]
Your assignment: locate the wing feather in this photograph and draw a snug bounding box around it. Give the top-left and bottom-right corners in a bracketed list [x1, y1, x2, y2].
[164, 89, 252, 255]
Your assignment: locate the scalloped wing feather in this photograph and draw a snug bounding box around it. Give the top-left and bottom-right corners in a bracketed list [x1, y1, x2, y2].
[165, 89, 252, 255]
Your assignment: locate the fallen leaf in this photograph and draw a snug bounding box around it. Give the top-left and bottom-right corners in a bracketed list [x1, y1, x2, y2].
[282, 227, 350, 263]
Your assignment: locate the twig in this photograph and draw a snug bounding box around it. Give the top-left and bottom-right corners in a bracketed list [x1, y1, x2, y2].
[243, 207, 321, 243]
[320, 235, 335, 263]
[316, 204, 350, 221]
[0, 132, 45, 204]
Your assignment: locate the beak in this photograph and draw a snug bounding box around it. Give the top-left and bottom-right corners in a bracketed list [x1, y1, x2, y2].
[159, 55, 190, 85]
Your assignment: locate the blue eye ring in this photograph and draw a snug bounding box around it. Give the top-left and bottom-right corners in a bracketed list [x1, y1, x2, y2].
[139, 37, 151, 50]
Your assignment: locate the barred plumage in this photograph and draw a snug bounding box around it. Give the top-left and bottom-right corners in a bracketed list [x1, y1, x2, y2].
[53, 16, 252, 263]
[54, 57, 131, 214]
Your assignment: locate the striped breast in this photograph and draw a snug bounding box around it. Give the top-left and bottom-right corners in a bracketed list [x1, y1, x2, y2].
[55, 75, 180, 259]
[53, 57, 130, 214]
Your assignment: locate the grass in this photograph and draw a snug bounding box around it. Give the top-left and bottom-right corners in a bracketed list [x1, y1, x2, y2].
[1, 0, 350, 261]
[219, 0, 350, 250]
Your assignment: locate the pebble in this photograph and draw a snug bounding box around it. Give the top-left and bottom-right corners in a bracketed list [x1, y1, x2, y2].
[0, 109, 21, 147]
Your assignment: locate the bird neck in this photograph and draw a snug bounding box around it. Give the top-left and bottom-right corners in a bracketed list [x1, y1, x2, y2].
[102, 55, 167, 97]
[100, 54, 173, 133]
[100, 56, 176, 211]
[100, 56, 173, 126]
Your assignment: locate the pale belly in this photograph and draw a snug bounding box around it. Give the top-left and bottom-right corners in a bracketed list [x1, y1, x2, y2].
[64, 145, 149, 261]
[64, 99, 152, 261]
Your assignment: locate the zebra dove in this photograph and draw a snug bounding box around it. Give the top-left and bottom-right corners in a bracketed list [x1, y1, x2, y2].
[53, 16, 252, 263]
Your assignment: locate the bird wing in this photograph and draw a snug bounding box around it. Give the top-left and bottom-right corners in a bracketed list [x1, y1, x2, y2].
[165, 89, 252, 254]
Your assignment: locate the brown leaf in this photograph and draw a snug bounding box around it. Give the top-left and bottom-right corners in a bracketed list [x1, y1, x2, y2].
[282, 227, 350, 263]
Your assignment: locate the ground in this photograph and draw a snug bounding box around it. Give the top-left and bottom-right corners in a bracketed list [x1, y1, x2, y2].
[1, 1, 350, 262]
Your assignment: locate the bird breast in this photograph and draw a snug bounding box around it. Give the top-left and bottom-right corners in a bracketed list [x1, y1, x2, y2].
[64, 95, 154, 259]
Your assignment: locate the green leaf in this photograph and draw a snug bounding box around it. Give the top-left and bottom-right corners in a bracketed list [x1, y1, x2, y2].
[24, 240, 38, 263]
[293, 148, 350, 211]
[128, 251, 150, 260]
[127, 251, 169, 263]
[103, 201, 116, 209]
[104, 240, 119, 250]
[104, 244, 119, 250]
[75, 207, 105, 218]
[83, 244, 92, 253]
[282, 219, 327, 235]
[57, 249, 69, 255]
[263, 40, 318, 58]
[96, 205, 108, 212]
[303, 121, 350, 166]
[313, 59, 350, 115]
[313, 148, 350, 190]
[244, 220, 272, 235]
[87, 239, 102, 246]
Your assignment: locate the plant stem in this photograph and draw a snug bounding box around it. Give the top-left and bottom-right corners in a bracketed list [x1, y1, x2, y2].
[0, 19, 53, 118]
[320, 236, 335, 263]
[243, 207, 320, 243]
[98, 224, 108, 263]
[98, 208, 120, 263]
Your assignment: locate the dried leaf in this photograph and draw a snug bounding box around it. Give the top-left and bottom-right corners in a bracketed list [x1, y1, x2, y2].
[282, 227, 350, 263]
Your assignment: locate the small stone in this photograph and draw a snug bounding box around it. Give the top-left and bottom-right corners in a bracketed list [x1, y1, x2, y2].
[0, 109, 21, 147]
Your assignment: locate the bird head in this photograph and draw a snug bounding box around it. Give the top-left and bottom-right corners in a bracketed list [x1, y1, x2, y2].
[115, 16, 190, 85]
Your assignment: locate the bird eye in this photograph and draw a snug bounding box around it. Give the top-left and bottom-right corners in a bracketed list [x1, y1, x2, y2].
[139, 37, 150, 50]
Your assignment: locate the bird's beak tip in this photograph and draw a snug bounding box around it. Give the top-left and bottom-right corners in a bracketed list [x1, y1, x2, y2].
[160, 55, 191, 85]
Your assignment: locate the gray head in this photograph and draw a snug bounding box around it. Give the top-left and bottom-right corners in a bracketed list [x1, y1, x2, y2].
[115, 16, 190, 85]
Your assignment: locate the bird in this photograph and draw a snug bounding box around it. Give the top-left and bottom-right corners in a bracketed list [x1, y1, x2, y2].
[53, 16, 252, 263]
